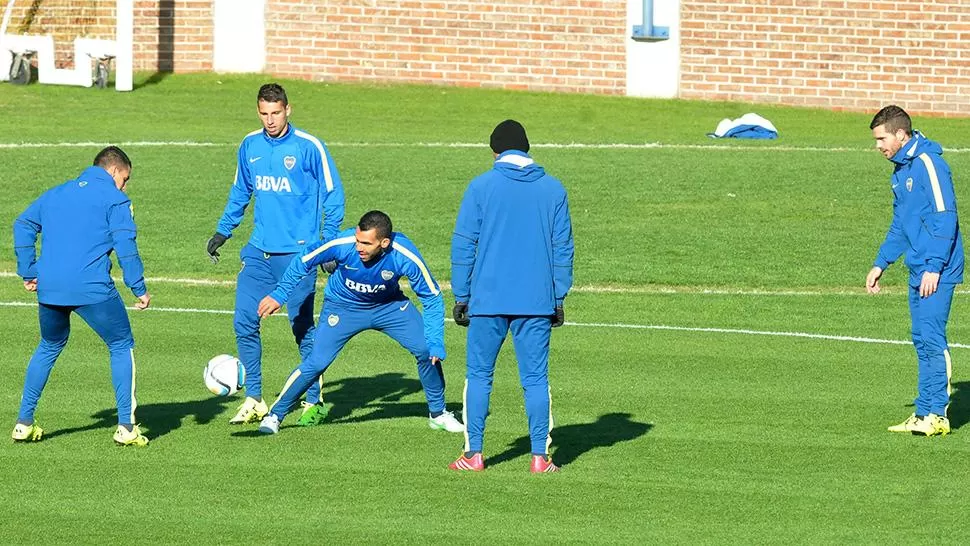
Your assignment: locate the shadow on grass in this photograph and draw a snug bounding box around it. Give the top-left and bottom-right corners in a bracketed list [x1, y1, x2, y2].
[325, 372, 425, 422]
[229, 372, 441, 437]
[486, 412, 653, 468]
[43, 395, 234, 442]
[132, 71, 170, 90]
[949, 381, 970, 430]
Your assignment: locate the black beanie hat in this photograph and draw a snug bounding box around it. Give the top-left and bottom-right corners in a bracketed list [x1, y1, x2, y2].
[489, 119, 530, 154]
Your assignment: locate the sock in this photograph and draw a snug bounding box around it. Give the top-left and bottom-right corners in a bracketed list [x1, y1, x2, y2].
[463, 451, 480, 458]
[17, 419, 33, 426]
[120, 424, 134, 432]
[430, 410, 444, 418]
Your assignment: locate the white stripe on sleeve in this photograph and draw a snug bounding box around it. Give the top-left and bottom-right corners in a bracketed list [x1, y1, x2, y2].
[918, 153, 946, 212]
[301, 236, 356, 264]
[393, 242, 440, 296]
[294, 130, 335, 192]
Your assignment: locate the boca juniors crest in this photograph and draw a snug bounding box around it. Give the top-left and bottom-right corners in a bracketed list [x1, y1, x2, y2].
[381, 270, 394, 281]
[283, 155, 296, 170]
[327, 314, 339, 327]
[906, 177, 913, 192]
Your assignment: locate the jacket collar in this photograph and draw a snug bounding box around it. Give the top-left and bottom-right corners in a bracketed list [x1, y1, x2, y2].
[263, 123, 292, 143]
[890, 131, 922, 165]
[79, 166, 116, 185]
[495, 150, 534, 167]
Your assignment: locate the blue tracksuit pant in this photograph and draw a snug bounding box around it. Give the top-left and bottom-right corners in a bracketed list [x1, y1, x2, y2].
[268, 299, 446, 421]
[234, 243, 319, 403]
[464, 316, 553, 456]
[908, 282, 955, 416]
[18, 294, 138, 425]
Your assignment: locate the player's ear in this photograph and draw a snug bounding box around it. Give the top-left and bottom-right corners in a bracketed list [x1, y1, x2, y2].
[285, 104, 292, 117]
[380, 237, 391, 250]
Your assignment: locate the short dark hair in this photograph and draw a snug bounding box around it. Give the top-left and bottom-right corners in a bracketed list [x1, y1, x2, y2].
[258, 83, 288, 106]
[358, 210, 393, 240]
[93, 146, 132, 171]
[870, 105, 912, 135]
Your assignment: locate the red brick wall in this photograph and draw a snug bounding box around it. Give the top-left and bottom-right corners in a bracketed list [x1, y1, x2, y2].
[680, 0, 970, 116]
[263, 0, 628, 95]
[11, 1, 970, 116]
[5, 0, 212, 72]
[133, 0, 213, 72]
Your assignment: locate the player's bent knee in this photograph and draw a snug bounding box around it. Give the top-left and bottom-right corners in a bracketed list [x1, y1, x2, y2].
[233, 316, 260, 336]
[106, 338, 134, 352]
[39, 337, 69, 350]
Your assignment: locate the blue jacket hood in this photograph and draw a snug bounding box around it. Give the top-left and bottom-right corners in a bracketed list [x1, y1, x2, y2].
[493, 150, 546, 182]
[891, 131, 943, 166]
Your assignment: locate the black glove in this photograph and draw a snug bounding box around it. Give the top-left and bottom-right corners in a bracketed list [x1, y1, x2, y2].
[206, 232, 228, 264]
[453, 302, 470, 327]
[321, 260, 338, 274]
[551, 306, 564, 328]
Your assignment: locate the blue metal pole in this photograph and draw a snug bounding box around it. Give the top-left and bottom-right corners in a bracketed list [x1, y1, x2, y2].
[644, 0, 654, 37]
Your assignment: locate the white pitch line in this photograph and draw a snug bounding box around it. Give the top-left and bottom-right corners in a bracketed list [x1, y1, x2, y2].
[4, 140, 970, 153]
[0, 271, 965, 297]
[1, 300, 966, 349]
[0, 141, 221, 149]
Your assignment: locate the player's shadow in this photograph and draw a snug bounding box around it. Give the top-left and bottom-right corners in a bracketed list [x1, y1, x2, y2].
[230, 372, 434, 437]
[948, 381, 970, 430]
[325, 372, 437, 424]
[486, 412, 653, 468]
[43, 396, 233, 442]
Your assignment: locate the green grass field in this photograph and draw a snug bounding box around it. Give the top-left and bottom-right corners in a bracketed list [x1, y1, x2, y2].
[2, 74, 970, 543]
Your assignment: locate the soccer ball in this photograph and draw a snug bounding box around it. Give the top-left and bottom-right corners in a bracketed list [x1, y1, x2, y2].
[204, 354, 245, 396]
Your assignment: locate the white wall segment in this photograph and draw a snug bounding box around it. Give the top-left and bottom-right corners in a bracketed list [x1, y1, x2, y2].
[213, 0, 266, 73]
[626, 0, 681, 98]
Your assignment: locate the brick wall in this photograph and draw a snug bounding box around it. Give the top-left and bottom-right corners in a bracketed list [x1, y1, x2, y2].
[263, 0, 628, 95]
[5, 0, 212, 72]
[680, 0, 970, 116]
[10, 1, 970, 116]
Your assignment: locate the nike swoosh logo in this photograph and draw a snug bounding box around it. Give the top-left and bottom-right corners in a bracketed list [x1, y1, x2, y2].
[249, 157, 262, 163]
[399, 302, 410, 311]
[343, 265, 358, 270]
[892, 184, 899, 189]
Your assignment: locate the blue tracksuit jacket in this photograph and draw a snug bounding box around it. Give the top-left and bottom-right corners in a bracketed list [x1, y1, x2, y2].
[451, 150, 574, 315]
[874, 131, 964, 285]
[13, 166, 147, 305]
[270, 229, 446, 359]
[216, 124, 345, 252]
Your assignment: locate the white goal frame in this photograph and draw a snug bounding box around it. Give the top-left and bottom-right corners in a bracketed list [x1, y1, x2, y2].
[0, 0, 133, 91]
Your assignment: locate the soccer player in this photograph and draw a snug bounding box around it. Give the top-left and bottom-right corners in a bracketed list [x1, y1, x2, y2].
[449, 120, 574, 473]
[12, 146, 151, 446]
[866, 105, 964, 436]
[254, 210, 464, 435]
[206, 83, 345, 426]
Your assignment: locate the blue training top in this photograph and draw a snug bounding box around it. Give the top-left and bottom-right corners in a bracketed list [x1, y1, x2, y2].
[14, 166, 147, 306]
[875, 131, 964, 286]
[451, 150, 574, 316]
[216, 123, 345, 253]
[271, 228, 446, 359]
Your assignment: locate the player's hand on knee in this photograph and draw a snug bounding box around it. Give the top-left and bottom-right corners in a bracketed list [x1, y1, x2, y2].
[258, 295, 282, 318]
[452, 302, 469, 327]
[551, 306, 564, 328]
[206, 232, 228, 264]
[135, 293, 151, 310]
[23, 279, 37, 292]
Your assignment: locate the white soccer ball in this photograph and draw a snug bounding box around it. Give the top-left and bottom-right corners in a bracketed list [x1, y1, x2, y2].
[204, 354, 245, 396]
